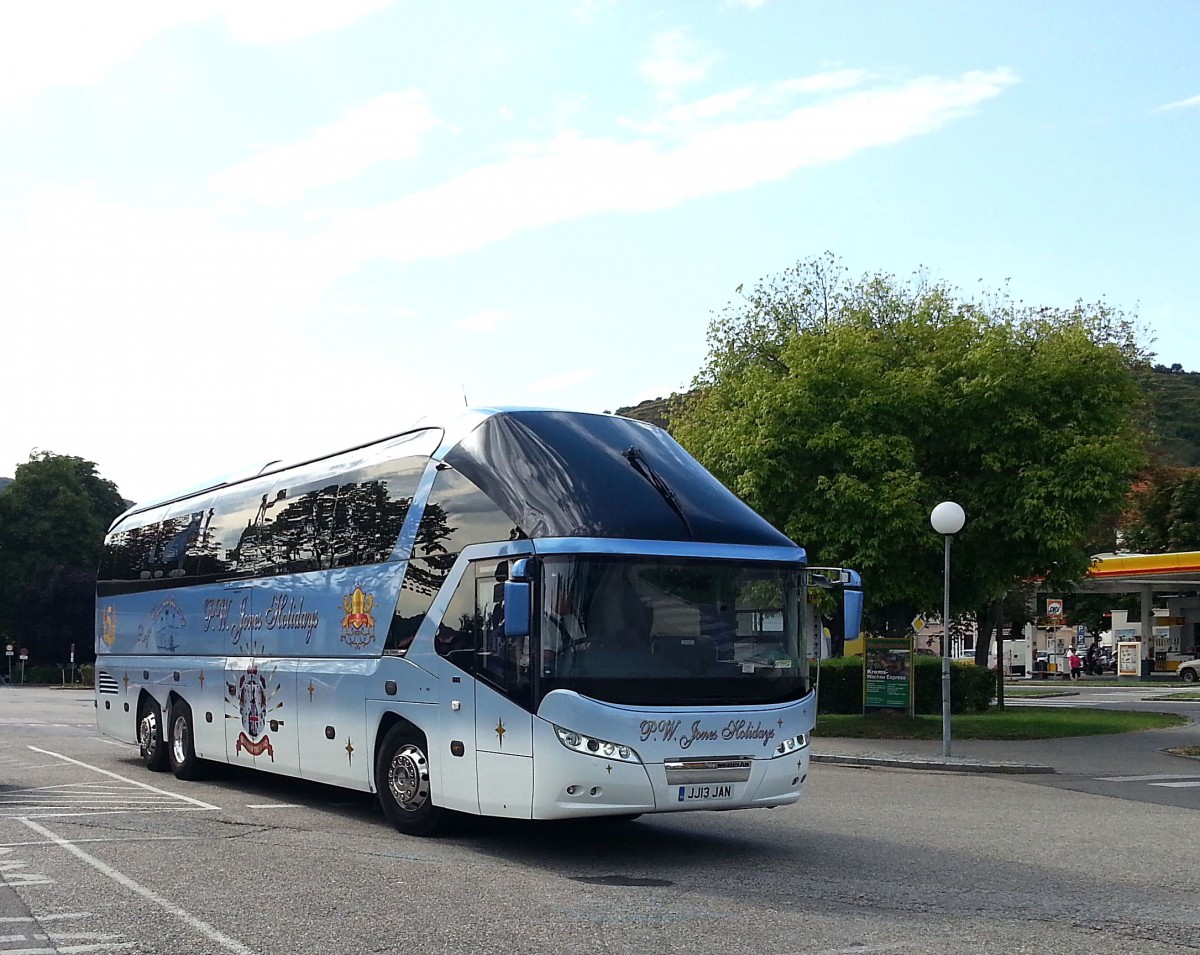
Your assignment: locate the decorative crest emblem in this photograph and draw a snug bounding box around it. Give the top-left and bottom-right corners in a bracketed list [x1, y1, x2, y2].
[340, 584, 376, 648]
[225, 665, 282, 761]
[138, 598, 186, 652]
[101, 606, 117, 646]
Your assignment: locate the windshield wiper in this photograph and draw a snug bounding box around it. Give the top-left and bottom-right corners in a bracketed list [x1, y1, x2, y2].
[622, 446, 693, 539]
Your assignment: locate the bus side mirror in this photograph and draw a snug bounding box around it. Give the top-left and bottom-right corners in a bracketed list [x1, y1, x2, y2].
[844, 588, 863, 642]
[504, 582, 531, 639]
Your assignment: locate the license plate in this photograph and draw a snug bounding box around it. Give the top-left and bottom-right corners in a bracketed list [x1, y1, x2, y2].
[677, 784, 734, 802]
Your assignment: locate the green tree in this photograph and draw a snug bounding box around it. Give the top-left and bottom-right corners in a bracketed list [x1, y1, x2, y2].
[673, 256, 1149, 663]
[1123, 467, 1200, 552]
[0, 452, 126, 665]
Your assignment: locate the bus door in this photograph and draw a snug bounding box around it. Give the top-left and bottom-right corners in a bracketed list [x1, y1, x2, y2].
[472, 566, 533, 818]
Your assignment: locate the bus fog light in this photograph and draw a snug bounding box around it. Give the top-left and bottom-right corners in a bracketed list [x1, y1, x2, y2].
[566, 785, 580, 795]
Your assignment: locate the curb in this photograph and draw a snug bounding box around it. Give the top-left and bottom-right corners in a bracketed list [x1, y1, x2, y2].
[812, 752, 1056, 775]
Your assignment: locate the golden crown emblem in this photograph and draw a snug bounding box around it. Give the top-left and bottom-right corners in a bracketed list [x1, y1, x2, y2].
[342, 584, 374, 621]
[341, 584, 377, 648]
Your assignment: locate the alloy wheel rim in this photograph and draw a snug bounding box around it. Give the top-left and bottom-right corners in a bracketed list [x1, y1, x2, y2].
[387, 744, 429, 813]
[171, 715, 189, 765]
[139, 712, 158, 756]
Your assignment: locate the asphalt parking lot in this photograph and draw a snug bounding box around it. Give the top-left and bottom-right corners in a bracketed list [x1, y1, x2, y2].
[1, 686, 1197, 955]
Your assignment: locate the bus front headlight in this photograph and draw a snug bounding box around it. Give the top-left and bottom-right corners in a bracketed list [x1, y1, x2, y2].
[553, 724, 641, 763]
[774, 733, 809, 756]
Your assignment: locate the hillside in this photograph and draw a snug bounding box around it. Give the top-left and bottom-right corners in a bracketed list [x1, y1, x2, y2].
[1144, 365, 1200, 467]
[619, 365, 1200, 468]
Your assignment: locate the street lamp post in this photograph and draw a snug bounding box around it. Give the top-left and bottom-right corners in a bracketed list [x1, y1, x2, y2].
[930, 501, 966, 757]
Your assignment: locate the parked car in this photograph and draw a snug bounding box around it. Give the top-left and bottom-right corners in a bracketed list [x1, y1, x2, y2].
[1177, 659, 1200, 683]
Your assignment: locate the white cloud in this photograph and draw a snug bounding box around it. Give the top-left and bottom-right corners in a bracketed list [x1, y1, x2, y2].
[1153, 93, 1200, 113]
[0, 1, 393, 106]
[640, 29, 720, 98]
[571, 0, 619, 26]
[0, 65, 1019, 497]
[210, 91, 443, 206]
[319, 68, 1018, 266]
[455, 309, 512, 332]
[220, 0, 392, 44]
[0, 4, 201, 107]
[780, 70, 873, 95]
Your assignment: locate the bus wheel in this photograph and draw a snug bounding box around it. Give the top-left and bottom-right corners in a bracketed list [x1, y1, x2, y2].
[168, 701, 203, 781]
[377, 726, 444, 836]
[138, 699, 168, 773]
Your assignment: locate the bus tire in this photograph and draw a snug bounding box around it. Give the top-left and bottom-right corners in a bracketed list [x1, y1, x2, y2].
[377, 726, 444, 836]
[167, 700, 203, 781]
[138, 697, 169, 773]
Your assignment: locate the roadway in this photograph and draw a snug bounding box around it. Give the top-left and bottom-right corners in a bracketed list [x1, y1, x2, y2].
[0, 686, 1196, 955]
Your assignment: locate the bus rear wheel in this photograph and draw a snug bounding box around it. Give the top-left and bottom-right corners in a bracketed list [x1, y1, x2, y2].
[168, 701, 203, 781]
[377, 726, 445, 836]
[138, 698, 168, 773]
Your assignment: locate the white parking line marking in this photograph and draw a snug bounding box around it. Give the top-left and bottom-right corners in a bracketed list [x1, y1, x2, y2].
[0, 847, 54, 886]
[1096, 773, 1200, 782]
[18, 818, 255, 955]
[1, 944, 135, 954]
[1149, 780, 1200, 788]
[245, 803, 301, 809]
[26, 747, 219, 810]
[0, 915, 93, 923]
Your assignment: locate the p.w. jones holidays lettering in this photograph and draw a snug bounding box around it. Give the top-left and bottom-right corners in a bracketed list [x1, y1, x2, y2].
[639, 718, 776, 749]
[204, 594, 320, 644]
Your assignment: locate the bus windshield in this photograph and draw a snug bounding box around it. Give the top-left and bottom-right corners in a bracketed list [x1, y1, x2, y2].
[536, 555, 811, 707]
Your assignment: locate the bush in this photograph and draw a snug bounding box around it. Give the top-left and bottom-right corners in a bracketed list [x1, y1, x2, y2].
[912, 657, 996, 713]
[813, 657, 866, 714]
[817, 656, 998, 714]
[79, 663, 95, 686]
[25, 664, 64, 685]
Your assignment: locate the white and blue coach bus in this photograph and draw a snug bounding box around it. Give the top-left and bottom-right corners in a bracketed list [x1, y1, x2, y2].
[95, 408, 861, 835]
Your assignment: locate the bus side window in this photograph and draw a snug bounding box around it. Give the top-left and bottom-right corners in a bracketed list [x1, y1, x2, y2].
[99, 528, 133, 587]
[386, 571, 439, 654]
[329, 458, 426, 569]
[433, 565, 477, 670]
[475, 565, 530, 707]
[131, 508, 169, 581]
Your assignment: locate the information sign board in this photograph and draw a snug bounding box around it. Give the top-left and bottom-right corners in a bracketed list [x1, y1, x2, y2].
[1117, 641, 1141, 678]
[864, 637, 913, 712]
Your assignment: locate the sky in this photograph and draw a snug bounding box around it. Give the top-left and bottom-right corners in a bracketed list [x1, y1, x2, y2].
[2, 1, 1197, 503]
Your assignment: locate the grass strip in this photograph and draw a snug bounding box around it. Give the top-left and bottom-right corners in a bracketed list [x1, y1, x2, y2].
[815, 708, 1187, 740]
